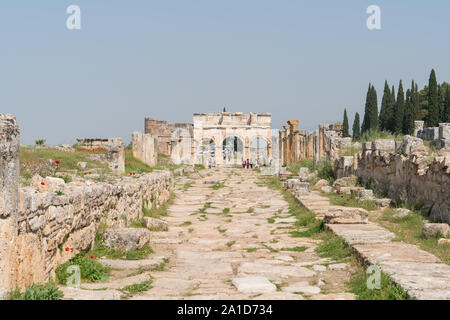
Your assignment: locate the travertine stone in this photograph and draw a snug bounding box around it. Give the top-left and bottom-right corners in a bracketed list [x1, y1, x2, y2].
[0, 114, 19, 299]
[107, 138, 125, 174]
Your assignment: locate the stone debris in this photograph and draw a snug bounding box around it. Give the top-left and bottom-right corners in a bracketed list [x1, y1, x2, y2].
[282, 281, 321, 295]
[143, 216, 168, 231]
[393, 208, 411, 219]
[437, 238, 450, 245]
[374, 198, 392, 208]
[314, 179, 329, 188]
[102, 228, 151, 251]
[324, 207, 369, 224]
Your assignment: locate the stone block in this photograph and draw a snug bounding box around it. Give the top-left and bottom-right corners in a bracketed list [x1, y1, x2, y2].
[422, 223, 449, 238]
[107, 138, 125, 174]
[438, 123, 450, 140]
[142, 217, 168, 231]
[324, 207, 369, 224]
[372, 139, 395, 152]
[103, 228, 151, 251]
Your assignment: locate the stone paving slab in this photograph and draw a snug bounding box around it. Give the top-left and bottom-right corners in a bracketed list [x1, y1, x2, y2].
[296, 190, 450, 300]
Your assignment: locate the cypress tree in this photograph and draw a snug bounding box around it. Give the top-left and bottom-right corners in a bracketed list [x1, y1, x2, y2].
[393, 80, 405, 134]
[362, 84, 379, 133]
[361, 84, 371, 133]
[445, 84, 450, 122]
[387, 85, 396, 132]
[403, 88, 413, 135]
[412, 82, 421, 123]
[379, 81, 391, 131]
[370, 85, 379, 131]
[352, 112, 361, 141]
[342, 109, 350, 137]
[427, 69, 439, 127]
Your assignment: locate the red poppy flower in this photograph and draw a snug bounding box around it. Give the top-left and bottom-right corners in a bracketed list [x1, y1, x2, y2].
[350, 196, 353, 199]
[346, 199, 349, 201]
[65, 247, 70, 252]
[84, 172, 87, 175]
[90, 255, 94, 259]
[41, 182, 45, 186]
[55, 160, 60, 164]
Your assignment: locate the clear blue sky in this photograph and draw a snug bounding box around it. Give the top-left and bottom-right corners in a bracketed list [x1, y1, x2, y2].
[1, 0, 449, 145]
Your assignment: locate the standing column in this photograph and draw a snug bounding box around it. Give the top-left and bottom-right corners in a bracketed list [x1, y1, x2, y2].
[107, 138, 125, 174]
[0, 114, 19, 299]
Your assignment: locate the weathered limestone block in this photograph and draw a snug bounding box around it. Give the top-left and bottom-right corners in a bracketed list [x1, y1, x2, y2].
[393, 208, 411, 218]
[438, 123, 450, 140]
[107, 138, 125, 174]
[0, 114, 19, 299]
[334, 156, 354, 179]
[401, 135, 424, 155]
[298, 167, 310, 180]
[351, 188, 374, 200]
[142, 217, 168, 231]
[333, 176, 357, 188]
[422, 223, 449, 238]
[321, 186, 333, 193]
[372, 139, 395, 152]
[324, 207, 369, 224]
[102, 228, 151, 251]
[285, 179, 309, 194]
[313, 179, 329, 188]
[414, 120, 424, 137]
[374, 198, 392, 209]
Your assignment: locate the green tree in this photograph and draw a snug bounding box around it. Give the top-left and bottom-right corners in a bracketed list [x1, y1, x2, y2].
[393, 80, 405, 134]
[403, 88, 413, 135]
[445, 84, 450, 122]
[427, 69, 439, 127]
[342, 108, 350, 137]
[379, 81, 393, 131]
[352, 112, 361, 141]
[362, 84, 378, 133]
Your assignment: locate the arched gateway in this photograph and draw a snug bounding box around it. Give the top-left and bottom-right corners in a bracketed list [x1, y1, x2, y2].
[193, 112, 272, 167]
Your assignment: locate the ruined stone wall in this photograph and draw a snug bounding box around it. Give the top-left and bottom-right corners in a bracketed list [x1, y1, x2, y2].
[334, 136, 450, 224]
[279, 121, 345, 167]
[0, 115, 20, 299]
[144, 117, 193, 157]
[107, 138, 125, 174]
[76, 138, 109, 150]
[0, 114, 174, 294]
[416, 122, 450, 150]
[13, 170, 172, 290]
[132, 132, 158, 167]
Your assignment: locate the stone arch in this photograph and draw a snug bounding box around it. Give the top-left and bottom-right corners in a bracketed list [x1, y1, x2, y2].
[222, 135, 244, 165]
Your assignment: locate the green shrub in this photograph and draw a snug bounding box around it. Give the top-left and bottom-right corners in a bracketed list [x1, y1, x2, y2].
[10, 283, 63, 300]
[55, 254, 109, 284]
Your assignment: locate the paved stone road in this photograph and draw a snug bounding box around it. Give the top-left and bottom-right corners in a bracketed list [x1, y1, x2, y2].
[61, 168, 356, 300]
[297, 191, 450, 300]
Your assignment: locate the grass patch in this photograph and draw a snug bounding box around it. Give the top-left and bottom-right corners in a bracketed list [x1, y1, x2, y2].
[211, 183, 225, 190]
[246, 207, 254, 213]
[324, 192, 376, 211]
[267, 218, 275, 224]
[10, 282, 63, 300]
[315, 232, 351, 261]
[222, 208, 230, 214]
[245, 248, 258, 253]
[151, 258, 170, 271]
[56, 253, 110, 284]
[89, 234, 154, 261]
[347, 268, 411, 300]
[226, 241, 236, 247]
[121, 278, 153, 297]
[125, 150, 154, 174]
[281, 246, 308, 252]
[180, 221, 192, 226]
[142, 192, 175, 218]
[377, 208, 450, 265]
